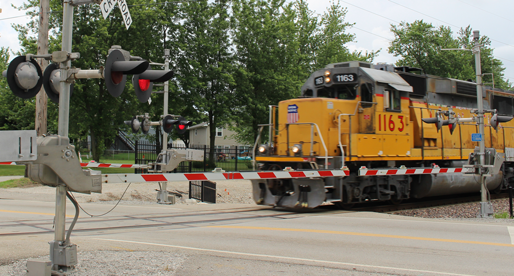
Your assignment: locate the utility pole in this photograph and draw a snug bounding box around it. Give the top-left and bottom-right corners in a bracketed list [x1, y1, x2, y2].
[473, 30, 493, 218]
[157, 49, 171, 203]
[52, 0, 74, 272]
[36, 0, 49, 136]
[440, 30, 493, 217]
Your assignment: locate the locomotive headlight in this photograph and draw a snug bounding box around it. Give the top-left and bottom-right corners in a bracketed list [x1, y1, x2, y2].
[258, 144, 268, 154]
[324, 70, 331, 77]
[325, 77, 331, 83]
[291, 144, 302, 155]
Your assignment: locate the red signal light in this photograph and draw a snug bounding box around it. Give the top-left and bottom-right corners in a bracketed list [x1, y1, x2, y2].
[178, 124, 186, 130]
[111, 71, 123, 85]
[138, 79, 151, 91]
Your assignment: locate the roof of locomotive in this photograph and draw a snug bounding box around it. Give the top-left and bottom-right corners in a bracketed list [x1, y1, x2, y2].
[301, 61, 413, 96]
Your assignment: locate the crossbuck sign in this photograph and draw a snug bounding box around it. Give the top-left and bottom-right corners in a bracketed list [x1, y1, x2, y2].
[100, 0, 132, 30]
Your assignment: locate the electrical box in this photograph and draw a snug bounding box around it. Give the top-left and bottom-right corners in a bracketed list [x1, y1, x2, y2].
[0, 130, 37, 162]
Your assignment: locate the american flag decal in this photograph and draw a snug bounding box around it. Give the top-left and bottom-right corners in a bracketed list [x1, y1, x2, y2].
[287, 104, 299, 123]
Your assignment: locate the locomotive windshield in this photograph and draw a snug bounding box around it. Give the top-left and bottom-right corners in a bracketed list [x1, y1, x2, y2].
[317, 84, 357, 99]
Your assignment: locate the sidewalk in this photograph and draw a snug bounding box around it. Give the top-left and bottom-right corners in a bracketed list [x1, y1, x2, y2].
[0, 175, 24, 182]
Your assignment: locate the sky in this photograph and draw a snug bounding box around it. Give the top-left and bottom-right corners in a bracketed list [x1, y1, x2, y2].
[1, 0, 514, 81]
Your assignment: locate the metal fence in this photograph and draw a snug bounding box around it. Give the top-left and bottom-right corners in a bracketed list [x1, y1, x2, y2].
[189, 180, 216, 203]
[134, 141, 159, 174]
[134, 142, 253, 173]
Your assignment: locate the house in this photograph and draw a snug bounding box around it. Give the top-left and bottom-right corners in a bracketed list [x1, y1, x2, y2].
[188, 122, 251, 155]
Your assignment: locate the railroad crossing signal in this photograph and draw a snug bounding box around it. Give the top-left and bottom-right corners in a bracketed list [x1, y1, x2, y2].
[422, 115, 445, 132]
[176, 116, 192, 135]
[447, 118, 457, 135]
[490, 113, 513, 131]
[162, 115, 178, 133]
[104, 49, 149, 97]
[100, 0, 132, 30]
[42, 63, 74, 104]
[132, 65, 174, 103]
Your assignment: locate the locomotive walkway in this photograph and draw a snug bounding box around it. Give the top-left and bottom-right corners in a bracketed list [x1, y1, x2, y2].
[1, 195, 514, 275]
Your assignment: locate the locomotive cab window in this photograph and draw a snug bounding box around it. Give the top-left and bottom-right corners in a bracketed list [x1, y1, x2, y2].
[316, 84, 357, 100]
[360, 82, 373, 107]
[384, 89, 401, 111]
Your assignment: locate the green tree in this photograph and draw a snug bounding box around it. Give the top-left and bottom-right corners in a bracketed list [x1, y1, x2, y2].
[389, 20, 510, 89]
[11, 0, 182, 161]
[313, 0, 376, 70]
[177, 0, 235, 167]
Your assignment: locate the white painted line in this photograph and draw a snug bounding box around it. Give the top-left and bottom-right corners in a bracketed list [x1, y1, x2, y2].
[95, 238, 473, 276]
[508, 226, 514, 244]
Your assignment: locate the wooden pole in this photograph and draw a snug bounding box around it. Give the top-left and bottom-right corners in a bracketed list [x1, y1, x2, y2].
[36, 0, 49, 136]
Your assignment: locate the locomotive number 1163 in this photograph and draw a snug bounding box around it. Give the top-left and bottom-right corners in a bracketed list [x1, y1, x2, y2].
[378, 113, 405, 132]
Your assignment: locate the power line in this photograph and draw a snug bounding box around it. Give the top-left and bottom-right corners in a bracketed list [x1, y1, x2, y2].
[352, 26, 392, 42]
[387, 0, 514, 50]
[341, 0, 400, 24]
[456, 0, 514, 24]
[0, 14, 31, 21]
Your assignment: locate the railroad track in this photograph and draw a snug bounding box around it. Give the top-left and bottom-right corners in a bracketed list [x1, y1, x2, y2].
[0, 206, 300, 237]
[349, 193, 510, 213]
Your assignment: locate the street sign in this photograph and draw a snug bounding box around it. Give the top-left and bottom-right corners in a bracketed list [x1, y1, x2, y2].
[99, 0, 132, 30]
[118, 0, 132, 30]
[471, 133, 482, 142]
[100, 0, 117, 19]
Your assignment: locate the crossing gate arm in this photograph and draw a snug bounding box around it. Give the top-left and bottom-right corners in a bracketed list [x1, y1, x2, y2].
[358, 166, 474, 176]
[102, 169, 350, 183]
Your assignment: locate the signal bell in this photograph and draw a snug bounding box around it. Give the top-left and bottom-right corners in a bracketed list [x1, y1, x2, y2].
[4, 56, 43, 99]
[132, 66, 174, 103]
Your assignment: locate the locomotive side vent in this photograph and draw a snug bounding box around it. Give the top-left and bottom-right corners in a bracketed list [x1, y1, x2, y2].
[329, 61, 372, 68]
[456, 81, 477, 96]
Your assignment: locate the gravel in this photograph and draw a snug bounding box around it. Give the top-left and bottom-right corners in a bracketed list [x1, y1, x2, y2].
[0, 251, 187, 276]
[393, 198, 514, 223]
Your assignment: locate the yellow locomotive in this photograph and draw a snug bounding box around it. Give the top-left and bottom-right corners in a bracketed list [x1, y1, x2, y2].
[252, 61, 514, 208]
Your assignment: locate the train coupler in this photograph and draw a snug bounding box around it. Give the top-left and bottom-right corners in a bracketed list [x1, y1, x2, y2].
[295, 185, 311, 208]
[256, 183, 267, 205]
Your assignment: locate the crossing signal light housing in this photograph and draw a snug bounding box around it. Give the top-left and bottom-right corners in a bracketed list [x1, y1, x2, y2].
[490, 114, 513, 131]
[105, 49, 149, 97]
[132, 66, 174, 103]
[124, 116, 141, 133]
[3, 56, 43, 99]
[42, 63, 74, 104]
[162, 115, 178, 133]
[176, 117, 192, 135]
[422, 115, 445, 132]
[447, 118, 457, 135]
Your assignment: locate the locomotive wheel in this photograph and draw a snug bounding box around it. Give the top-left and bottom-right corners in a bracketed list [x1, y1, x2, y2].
[334, 186, 354, 209]
[389, 197, 403, 205]
[388, 187, 403, 205]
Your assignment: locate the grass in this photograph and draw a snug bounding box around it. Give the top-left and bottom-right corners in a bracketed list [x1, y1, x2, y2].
[494, 212, 513, 219]
[0, 165, 26, 176]
[0, 178, 40, 188]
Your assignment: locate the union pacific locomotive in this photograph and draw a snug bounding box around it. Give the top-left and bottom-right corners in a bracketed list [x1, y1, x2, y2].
[251, 61, 514, 208]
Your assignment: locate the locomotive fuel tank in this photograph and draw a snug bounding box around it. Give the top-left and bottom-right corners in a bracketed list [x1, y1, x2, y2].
[411, 172, 502, 198]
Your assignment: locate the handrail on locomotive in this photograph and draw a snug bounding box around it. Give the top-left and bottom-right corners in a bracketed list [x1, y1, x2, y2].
[337, 101, 378, 169]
